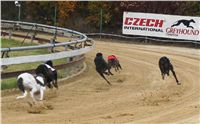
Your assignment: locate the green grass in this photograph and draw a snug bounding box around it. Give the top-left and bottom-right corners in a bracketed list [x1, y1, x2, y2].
[1, 78, 17, 90]
[1, 38, 36, 47]
[1, 39, 76, 90]
[2, 39, 49, 57]
[2, 39, 67, 72]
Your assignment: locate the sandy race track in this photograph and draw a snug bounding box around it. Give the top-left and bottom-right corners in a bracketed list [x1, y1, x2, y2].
[2, 40, 200, 124]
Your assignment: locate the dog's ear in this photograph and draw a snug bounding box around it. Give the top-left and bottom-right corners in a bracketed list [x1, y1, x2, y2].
[96, 52, 103, 57]
[45, 60, 53, 67]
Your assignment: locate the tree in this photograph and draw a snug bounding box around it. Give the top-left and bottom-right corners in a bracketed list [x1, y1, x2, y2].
[57, 1, 78, 26]
[1, 1, 199, 34]
[85, 1, 122, 32]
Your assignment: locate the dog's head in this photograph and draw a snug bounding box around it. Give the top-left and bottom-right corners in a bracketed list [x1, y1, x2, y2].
[96, 52, 103, 57]
[45, 60, 53, 67]
[190, 19, 195, 23]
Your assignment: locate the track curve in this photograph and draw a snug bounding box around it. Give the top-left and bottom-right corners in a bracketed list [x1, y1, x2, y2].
[2, 40, 200, 124]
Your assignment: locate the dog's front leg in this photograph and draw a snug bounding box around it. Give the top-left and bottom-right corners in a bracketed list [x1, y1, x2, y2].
[39, 87, 46, 101]
[30, 88, 37, 102]
[16, 90, 27, 99]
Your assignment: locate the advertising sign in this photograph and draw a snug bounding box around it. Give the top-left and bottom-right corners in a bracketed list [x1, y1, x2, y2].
[123, 12, 200, 41]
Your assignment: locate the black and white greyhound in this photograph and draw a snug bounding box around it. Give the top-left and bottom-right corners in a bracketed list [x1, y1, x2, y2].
[35, 60, 58, 89]
[16, 73, 46, 101]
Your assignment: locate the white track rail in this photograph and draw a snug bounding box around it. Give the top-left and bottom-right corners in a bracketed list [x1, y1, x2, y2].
[1, 20, 95, 66]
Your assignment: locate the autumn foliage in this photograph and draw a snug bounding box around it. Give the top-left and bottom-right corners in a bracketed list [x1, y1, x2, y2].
[1, 1, 200, 33]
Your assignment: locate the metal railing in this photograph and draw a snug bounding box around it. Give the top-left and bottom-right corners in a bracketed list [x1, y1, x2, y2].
[1, 20, 95, 66]
[86, 33, 199, 44]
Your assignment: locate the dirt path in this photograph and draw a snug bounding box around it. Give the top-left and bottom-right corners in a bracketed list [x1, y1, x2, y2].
[2, 40, 200, 124]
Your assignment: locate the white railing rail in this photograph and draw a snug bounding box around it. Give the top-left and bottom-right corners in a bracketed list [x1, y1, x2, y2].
[2, 45, 95, 65]
[1, 20, 95, 66]
[1, 20, 88, 52]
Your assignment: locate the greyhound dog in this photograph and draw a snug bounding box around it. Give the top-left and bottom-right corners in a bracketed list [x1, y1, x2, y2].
[159, 56, 180, 85]
[94, 52, 113, 85]
[16, 73, 46, 101]
[107, 55, 122, 72]
[35, 60, 58, 89]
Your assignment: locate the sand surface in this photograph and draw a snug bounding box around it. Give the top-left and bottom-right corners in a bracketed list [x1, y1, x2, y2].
[2, 40, 200, 124]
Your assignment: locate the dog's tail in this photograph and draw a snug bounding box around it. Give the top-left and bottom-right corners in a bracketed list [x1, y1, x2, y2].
[171, 20, 179, 27]
[173, 20, 178, 24]
[17, 77, 25, 93]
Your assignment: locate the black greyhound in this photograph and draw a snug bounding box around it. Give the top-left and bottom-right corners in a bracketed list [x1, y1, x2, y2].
[107, 55, 122, 72]
[94, 52, 113, 85]
[159, 56, 180, 85]
[35, 60, 58, 89]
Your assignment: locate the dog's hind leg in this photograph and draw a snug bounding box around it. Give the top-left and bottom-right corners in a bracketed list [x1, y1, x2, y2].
[30, 88, 37, 102]
[159, 64, 165, 80]
[170, 66, 180, 85]
[16, 78, 28, 99]
[47, 82, 53, 89]
[188, 26, 194, 29]
[52, 71, 58, 89]
[162, 73, 165, 80]
[171, 70, 180, 85]
[52, 81, 58, 89]
[118, 63, 122, 70]
[99, 73, 111, 85]
[171, 21, 181, 27]
[115, 67, 118, 72]
[103, 68, 113, 76]
[108, 69, 114, 75]
[104, 72, 110, 75]
[114, 64, 119, 72]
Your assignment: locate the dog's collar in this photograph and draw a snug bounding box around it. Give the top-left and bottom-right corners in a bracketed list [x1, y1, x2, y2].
[35, 76, 45, 87]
